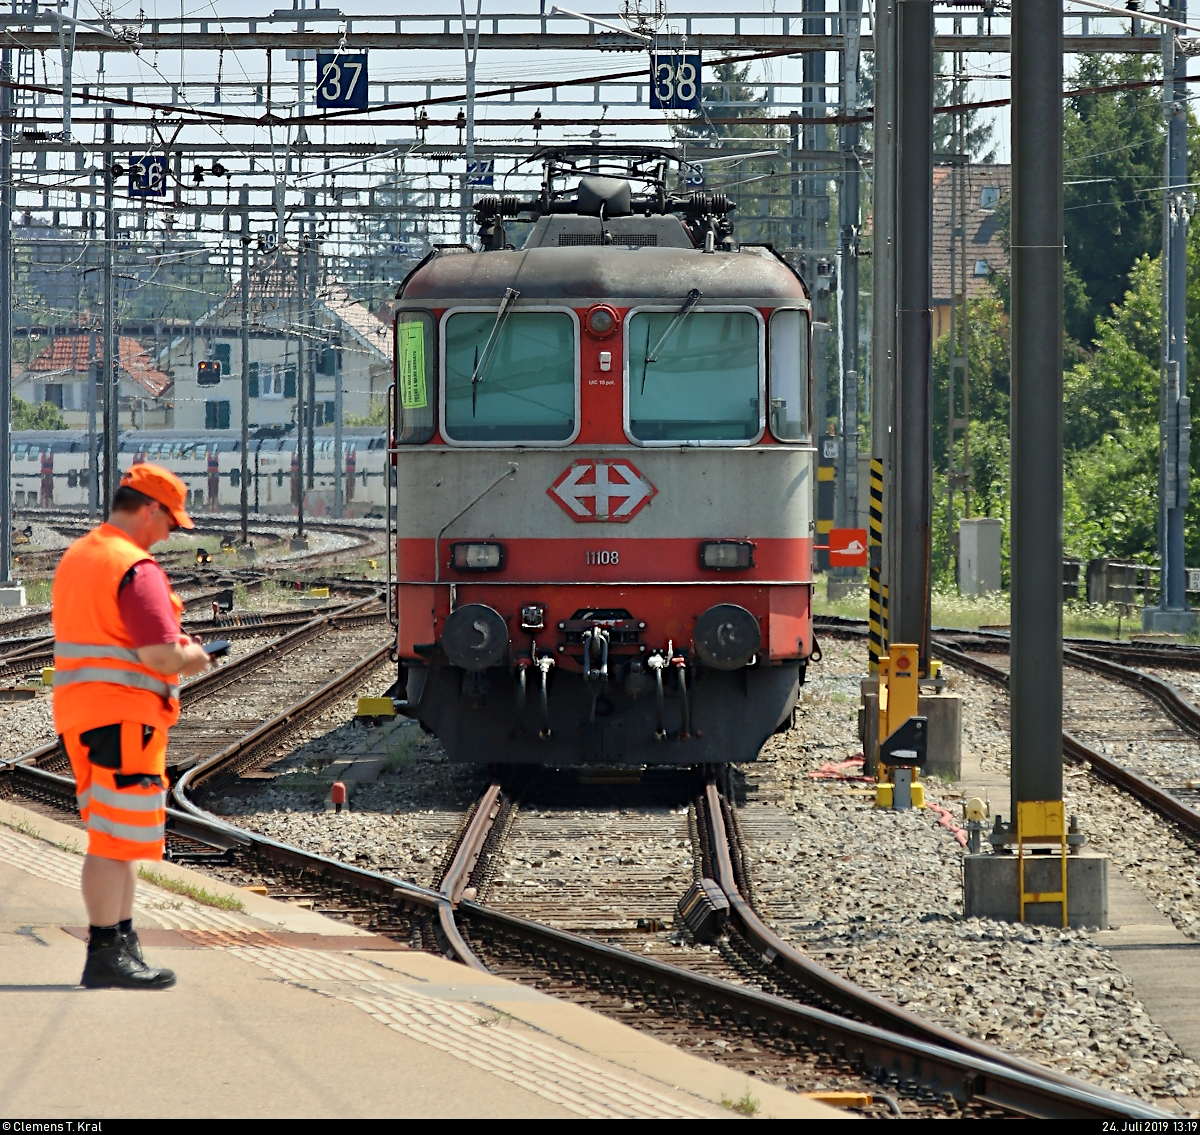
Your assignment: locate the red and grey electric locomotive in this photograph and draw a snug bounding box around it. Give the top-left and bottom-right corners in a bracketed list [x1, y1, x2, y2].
[392, 151, 815, 765]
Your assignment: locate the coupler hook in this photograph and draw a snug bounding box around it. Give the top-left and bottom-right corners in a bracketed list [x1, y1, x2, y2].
[536, 653, 555, 739]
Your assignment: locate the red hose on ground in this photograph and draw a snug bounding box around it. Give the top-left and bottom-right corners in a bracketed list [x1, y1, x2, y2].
[928, 800, 969, 847]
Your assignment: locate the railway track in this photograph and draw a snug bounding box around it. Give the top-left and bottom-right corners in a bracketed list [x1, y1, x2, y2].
[15, 509, 386, 574]
[0, 610, 1168, 1119]
[815, 616, 1200, 842]
[11, 596, 387, 780]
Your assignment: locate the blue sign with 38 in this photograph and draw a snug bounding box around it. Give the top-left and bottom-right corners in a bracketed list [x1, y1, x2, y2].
[650, 54, 701, 111]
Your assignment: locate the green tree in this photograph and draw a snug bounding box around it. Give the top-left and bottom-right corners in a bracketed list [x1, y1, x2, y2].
[1063, 55, 1164, 341]
[12, 395, 65, 430]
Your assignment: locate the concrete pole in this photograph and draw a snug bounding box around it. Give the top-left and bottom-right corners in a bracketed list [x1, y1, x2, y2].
[870, 0, 897, 666]
[305, 227, 315, 491]
[1009, 0, 1064, 814]
[837, 0, 861, 533]
[296, 234, 306, 538]
[101, 108, 116, 517]
[240, 226, 250, 545]
[334, 330, 343, 518]
[891, 0, 933, 667]
[1151, 1, 1192, 628]
[0, 48, 11, 584]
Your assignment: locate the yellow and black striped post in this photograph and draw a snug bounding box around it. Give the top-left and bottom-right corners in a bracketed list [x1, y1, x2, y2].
[816, 435, 838, 571]
[868, 457, 886, 671]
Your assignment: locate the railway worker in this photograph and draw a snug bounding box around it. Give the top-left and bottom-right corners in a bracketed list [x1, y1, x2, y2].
[206, 449, 220, 510]
[39, 449, 54, 508]
[52, 463, 212, 990]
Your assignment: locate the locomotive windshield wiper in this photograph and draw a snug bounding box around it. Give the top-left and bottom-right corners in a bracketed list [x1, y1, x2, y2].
[641, 288, 701, 393]
[471, 287, 521, 416]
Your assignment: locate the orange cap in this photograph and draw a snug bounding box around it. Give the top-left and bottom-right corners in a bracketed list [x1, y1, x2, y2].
[120, 462, 195, 530]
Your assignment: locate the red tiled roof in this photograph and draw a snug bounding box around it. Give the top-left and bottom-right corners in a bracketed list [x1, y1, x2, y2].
[28, 334, 172, 398]
[932, 163, 1011, 303]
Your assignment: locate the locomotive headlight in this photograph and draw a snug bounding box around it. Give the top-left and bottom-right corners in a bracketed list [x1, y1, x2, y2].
[700, 541, 754, 570]
[450, 542, 504, 571]
[585, 304, 619, 337]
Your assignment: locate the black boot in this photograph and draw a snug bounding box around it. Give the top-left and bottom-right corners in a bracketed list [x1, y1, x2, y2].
[118, 919, 142, 963]
[81, 926, 175, 990]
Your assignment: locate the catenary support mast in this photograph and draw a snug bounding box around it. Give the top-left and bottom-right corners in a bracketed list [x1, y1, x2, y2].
[1147, 0, 1194, 633]
[1009, 0, 1065, 815]
[891, 0, 933, 668]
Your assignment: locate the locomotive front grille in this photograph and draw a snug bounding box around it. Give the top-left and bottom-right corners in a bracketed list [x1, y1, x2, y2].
[557, 233, 658, 247]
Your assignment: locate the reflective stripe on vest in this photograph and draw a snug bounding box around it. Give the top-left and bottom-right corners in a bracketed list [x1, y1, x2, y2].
[53, 642, 142, 663]
[89, 782, 166, 813]
[52, 666, 180, 701]
[86, 812, 165, 844]
[76, 787, 91, 812]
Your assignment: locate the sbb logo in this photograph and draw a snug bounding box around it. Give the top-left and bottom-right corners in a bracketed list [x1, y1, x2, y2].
[548, 459, 657, 523]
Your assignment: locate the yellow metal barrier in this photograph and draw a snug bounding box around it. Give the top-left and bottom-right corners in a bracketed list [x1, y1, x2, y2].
[874, 643, 925, 809]
[1017, 799, 1068, 927]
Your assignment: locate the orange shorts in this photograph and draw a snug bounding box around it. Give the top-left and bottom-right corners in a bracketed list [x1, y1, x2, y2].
[62, 721, 168, 862]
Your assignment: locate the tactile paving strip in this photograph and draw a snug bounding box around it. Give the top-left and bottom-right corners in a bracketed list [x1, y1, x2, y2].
[229, 946, 713, 1119]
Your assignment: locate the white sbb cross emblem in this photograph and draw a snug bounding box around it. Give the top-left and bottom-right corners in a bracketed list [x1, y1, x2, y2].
[547, 459, 657, 522]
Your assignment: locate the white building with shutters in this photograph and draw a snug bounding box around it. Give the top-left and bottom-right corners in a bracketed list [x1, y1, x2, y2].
[163, 267, 392, 432]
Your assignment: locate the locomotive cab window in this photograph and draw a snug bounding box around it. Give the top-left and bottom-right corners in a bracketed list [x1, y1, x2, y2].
[396, 310, 436, 444]
[442, 308, 578, 444]
[625, 307, 763, 444]
[768, 308, 811, 442]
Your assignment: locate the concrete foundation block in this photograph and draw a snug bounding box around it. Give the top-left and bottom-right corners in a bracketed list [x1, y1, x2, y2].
[963, 851, 1109, 929]
[919, 692, 962, 780]
[1140, 606, 1198, 635]
[0, 585, 26, 608]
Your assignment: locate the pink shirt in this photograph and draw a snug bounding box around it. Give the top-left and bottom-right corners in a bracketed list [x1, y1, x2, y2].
[117, 561, 180, 647]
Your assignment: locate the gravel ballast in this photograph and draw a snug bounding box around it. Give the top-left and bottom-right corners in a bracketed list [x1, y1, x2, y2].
[737, 642, 1199, 1107]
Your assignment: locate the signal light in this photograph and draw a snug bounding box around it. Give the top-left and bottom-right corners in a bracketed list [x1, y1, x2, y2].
[585, 305, 618, 337]
[450, 542, 504, 571]
[197, 360, 222, 386]
[700, 541, 754, 570]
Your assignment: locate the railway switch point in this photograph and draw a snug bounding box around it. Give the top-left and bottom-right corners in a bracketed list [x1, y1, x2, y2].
[0, 806, 834, 1120]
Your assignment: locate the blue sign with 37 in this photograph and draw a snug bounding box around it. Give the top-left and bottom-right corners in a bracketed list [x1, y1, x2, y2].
[316, 53, 368, 110]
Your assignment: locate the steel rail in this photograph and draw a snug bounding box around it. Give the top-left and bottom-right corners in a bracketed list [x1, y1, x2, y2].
[439, 783, 503, 906]
[0, 596, 384, 772]
[931, 640, 1200, 841]
[698, 780, 1166, 1115]
[0, 726, 1164, 1116]
[816, 614, 1200, 837]
[456, 896, 1161, 1119]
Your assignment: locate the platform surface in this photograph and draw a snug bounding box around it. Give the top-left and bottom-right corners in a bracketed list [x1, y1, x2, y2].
[0, 802, 840, 1120]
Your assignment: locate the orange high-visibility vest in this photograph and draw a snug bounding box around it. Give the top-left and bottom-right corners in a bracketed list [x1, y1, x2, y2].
[52, 523, 184, 736]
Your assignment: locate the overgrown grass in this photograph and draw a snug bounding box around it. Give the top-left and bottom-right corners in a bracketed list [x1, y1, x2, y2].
[720, 1087, 760, 1116]
[811, 577, 1192, 640]
[137, 866, 245, 911]
[22, 578, 53, 606]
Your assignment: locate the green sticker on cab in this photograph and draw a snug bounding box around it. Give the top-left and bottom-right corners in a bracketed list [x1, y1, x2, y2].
[398, 321, 428, 410]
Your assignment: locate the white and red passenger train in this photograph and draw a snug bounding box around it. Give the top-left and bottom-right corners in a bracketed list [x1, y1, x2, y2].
[392, 156, 815, 765]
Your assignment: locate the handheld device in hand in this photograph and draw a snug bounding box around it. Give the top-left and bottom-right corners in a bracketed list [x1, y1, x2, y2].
[203, 639, 232, 659]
